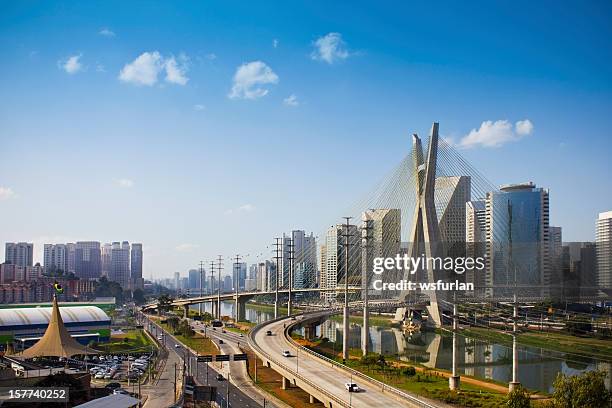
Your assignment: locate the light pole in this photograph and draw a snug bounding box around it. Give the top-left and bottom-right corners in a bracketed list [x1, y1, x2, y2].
[342, 216, 352, 362]
[234, 254, 241, 322]
[199, 261, 205, 317]
[217, 255, 223, 319]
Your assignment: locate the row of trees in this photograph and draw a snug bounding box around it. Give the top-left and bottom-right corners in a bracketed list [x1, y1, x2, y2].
[507, 370, 611, 408]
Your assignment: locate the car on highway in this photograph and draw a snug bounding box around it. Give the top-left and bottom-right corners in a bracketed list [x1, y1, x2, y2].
[157, 335, 163, 340]
[239, 333, 244, 337]
[266, 330, 272, 336]
[216, 373, 224, 381]
[345, 383, 361, 392]
[222, 329, 226, 333]
[175, 344, 181, 348]
[219, 339, 224, 344]
[282, 350, 291, 357]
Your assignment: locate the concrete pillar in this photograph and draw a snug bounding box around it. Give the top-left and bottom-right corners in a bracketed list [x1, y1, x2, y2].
[237, 298, 247, 322]
[304, 324, 317, 341]
[281, 377, 289, 390]
[183, 304, 190, 319]
[309, 394, 318, 404]
[211, 300, 217, 319]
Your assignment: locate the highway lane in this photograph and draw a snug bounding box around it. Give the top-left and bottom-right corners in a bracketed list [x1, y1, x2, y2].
[190, 320, 287, 408]
[144, 315, 263, 408]
[254, 315, 423, 408]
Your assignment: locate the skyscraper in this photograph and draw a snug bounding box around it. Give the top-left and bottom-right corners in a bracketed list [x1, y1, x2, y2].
[485, 182, 550, 298]
[596, 211, 612, 294]
[322, 223, 360, 303]
[43, 244, 67, 273]
[101, 243, 112, 278]
[74, 241, 101, 279]
[361, 209, 401, 299]
[188, 269, 200, 289]
[109, 241, 130, 287]
[130, 243, 143, 290]
[436, 175, 471, 252]
[466, 200, 486, 296]
[291, 230, 317, 290]
[5, 242, 33, 267]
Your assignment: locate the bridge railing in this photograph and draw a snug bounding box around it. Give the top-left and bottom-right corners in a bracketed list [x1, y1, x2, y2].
[285, 308, 439, 408]
[247, 313, 352, 408]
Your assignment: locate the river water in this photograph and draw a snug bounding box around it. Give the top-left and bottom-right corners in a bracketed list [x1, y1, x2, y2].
[191, 301, 611, 393]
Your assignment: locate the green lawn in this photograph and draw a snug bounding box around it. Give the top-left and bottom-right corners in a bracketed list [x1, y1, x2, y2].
[95, 329, 155, 353]
[159, 322, 218, 354]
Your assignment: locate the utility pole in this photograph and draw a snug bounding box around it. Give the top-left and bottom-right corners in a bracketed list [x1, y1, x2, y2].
[234, 254, 241, 322]
[273, 238, 282, 319]
[217, 255, 223, 320]
[341, 216, 352, 362]
[361, 218, 373, 356]
[287, 237, 295, 316]
[209, 261, 216, 317]
[199, 261, 205, 317]
[449, 292, 460, 390]
[510, 293, 521, 391]
[226, 373, 230, 408]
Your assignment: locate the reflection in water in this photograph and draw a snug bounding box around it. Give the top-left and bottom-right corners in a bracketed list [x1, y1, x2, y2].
[189, 302, 611, 393]
[312, 319, 610, 393]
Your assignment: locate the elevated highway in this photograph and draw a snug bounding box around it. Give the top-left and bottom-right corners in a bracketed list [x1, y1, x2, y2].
[248, 308, 446, 408]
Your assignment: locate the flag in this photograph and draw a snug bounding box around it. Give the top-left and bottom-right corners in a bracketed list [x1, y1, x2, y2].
[53, 282, 64, 294]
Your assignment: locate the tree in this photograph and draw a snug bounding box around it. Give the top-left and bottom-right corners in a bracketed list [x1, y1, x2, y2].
[167, 316, 180, 331]
[133, 288, 145, 305]
[178, 319, 195, 338]
[94, 276, 124, 304]
[506, 386, 531, 408]
[157, 294, 173, 313]
[552, 370, 611, 408]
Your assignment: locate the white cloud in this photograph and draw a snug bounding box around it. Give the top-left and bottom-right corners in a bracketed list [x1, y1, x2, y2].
[59, 54, 83, 74]
[116, 178, 134, 188]
[283, 94, 299, 106]
[225, 203, 256, 215]
[0, 187, 16, 201]
[205, 53, 217, 60]
[273, 39, 279, 48]
[515, 119, 534, 136]
[176, 243, 198, 252]
[193, 104, 206, 111]
[238, 204, 255, 212]
[119, 51, 163, 86]
[311, 32, 349, 64]
[229, 61, 278, 100]
[459, 119, 534, 148]
[164, 55, 189, 85]
[99, 28, 116, 37]
[96, 63, 106, 73]
[119, 51, 189, 86]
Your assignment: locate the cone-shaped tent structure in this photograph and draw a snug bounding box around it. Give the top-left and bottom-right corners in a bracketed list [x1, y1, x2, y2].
[14, 295, 97, 358]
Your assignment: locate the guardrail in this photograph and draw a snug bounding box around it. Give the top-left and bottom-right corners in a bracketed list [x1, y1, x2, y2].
[248, 314, 352, 408]
[285, 311, 439, 408]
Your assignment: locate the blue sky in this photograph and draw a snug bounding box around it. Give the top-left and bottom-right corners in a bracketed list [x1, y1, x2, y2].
[1, 1, 611, 279]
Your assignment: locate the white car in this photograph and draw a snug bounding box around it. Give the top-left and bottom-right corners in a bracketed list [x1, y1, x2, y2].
[345, 383, 360, 392]
[282, 350, 291, 357]
[175, 344, 181, 348]
[94, 372, 104, 379]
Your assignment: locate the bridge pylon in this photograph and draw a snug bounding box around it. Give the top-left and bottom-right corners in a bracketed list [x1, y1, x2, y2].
[398, 122, 448, 327]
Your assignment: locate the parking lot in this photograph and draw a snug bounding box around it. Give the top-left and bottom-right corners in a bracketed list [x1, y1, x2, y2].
[87, 352, 154, 382]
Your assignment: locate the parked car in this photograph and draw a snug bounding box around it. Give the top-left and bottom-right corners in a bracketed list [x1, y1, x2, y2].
[105, 382, 121, 390]
[113, 389, 129, 395]
[94, 372, 104, 379]
[216, 373, 224, 381]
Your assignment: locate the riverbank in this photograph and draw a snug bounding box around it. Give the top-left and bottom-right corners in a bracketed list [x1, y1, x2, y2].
[461, 326, 612, 361]
[296, 336, 516, 408]
[328, 312, 395, 328]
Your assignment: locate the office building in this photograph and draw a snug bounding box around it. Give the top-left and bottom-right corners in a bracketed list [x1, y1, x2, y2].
[361, 209, 401, 299]
[466, 200, 486, 297]
[596, 211, 612, 294]
[485, 182, 549, 298]
[110, 241, 130, 287]
[436, 176, 471, 252]
[5, 242, 33, 267]
[101, 243, 112, 278]
[322, 223, 361, 303]
[74, 241, 101, 279]
[130, 243, 143, 290]
[188, 269, 200, 289]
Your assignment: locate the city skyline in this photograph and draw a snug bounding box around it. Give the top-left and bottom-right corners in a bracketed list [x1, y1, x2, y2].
[1, 1, 612, 279]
